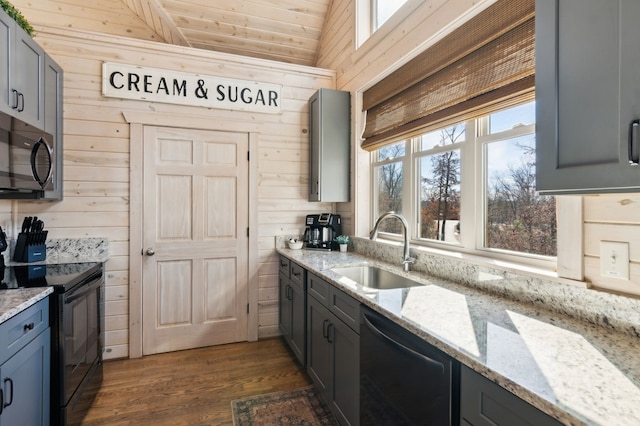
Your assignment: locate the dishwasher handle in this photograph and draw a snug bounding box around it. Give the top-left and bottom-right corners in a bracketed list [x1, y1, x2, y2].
[363, 312, 445, 374]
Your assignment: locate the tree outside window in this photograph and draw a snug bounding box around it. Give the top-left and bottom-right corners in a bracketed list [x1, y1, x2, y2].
[419, 126, 463, 242]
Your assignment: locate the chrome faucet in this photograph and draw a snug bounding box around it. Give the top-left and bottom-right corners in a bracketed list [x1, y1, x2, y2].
[370, 211, 416, 272]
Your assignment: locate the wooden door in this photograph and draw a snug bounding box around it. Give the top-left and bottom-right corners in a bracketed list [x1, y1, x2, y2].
[142, 126, 249, 355]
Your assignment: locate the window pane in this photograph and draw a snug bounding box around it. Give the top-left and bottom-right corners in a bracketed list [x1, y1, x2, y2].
[377, 141, 405, 161]
[419, 124, 465, 151]
[419, 149, 461, 242]
[375, 161, 403, 233]
[489, 102, 535, 134]
[485, 135, 557, 256]
[374, 0, 407, 30]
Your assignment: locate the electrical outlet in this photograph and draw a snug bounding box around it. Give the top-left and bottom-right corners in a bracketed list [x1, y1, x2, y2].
[600, 241, 630, 280]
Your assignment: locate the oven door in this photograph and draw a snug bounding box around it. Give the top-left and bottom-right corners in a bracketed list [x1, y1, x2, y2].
[63, 275, 102, 404]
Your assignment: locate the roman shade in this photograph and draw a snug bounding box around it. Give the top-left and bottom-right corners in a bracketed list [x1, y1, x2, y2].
[361, 0, 535, 151]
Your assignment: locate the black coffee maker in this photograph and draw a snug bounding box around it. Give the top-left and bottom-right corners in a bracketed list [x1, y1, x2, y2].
[303, 213, 342, 251]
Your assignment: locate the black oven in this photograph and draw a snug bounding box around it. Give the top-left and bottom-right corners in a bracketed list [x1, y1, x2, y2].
[0, 111, 54, 194]
[4, 262, 104, 426]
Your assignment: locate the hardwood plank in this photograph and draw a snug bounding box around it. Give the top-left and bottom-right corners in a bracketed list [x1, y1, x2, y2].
[82, 338, 311, 425]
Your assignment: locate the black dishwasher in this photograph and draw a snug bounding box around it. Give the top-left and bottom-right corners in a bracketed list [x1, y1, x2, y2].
[360, 306, 459, 425]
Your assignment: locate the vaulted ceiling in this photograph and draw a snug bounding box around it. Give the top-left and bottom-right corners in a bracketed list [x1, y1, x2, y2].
[121, 0, 333, 67]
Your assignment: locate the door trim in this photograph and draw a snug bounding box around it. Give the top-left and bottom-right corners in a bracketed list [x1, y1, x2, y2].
[128, 116, 259, 358]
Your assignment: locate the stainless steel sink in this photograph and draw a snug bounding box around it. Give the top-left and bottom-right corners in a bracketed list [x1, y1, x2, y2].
[330, 266, 423, 289]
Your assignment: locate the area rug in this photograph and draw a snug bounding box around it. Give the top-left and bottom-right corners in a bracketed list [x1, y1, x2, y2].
[231, 385, 338, 425]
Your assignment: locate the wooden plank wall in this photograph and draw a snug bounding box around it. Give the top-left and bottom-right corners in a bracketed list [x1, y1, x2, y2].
[9, 2, 336, 358]
[317, 0, 640, 296]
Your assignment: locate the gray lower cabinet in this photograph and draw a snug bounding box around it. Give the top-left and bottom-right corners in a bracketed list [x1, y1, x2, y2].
[306, 273, 359, 425]
[0, 298, 51, 426]
[460, 365, 561, 426]
[536, 0, 640, 194]
[278, 256, 306, 366]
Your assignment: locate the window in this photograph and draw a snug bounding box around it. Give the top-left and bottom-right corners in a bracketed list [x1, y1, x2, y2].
[372, 142, 405, 234]
[372, 0, 408, 31]
[372, 101, 557, 263]
[357, 0, 409, 47]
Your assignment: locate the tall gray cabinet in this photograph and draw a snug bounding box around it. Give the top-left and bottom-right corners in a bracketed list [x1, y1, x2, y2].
[309, 88, 350, 202]
[536, 0, 640, 194]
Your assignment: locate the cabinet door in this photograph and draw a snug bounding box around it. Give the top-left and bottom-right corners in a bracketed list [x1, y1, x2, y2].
[0, 329, 50, 426]
[536, 0, 640, 194]
[278, 273, 292, 339]
[11, 25, 44, 128]
[0, 12, 12, 117]
[289, 280, 306, 366]
[331, 317, 359, 426]
[306, 296, 332, 396]
[308, 88, 350, 202]
[42, 55, 64, 200]
[460, 365, 561, 426]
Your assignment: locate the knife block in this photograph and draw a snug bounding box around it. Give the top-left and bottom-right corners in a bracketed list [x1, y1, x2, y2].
[12, 233, 47, 263]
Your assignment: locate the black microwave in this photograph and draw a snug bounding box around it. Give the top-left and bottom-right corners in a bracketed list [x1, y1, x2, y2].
[0, 112, 54, 194]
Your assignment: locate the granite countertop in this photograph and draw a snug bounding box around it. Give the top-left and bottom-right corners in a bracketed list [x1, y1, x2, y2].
[277, 248, 640, 426]
[0, 287, 53, 325]
[5, 237, 110, 266]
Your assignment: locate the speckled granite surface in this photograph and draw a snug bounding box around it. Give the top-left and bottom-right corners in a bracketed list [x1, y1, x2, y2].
[6, 237, 109, 265]
[0, 287, 53, 324]
[277, 247, 640, 426]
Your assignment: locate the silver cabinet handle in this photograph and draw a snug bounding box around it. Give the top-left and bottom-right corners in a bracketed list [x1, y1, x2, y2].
[629, 119, 640, 165]
[146, 248, 155, 256]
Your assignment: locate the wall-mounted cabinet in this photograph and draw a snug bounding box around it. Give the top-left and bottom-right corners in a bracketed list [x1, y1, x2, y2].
[0, 9, 44, 129]
[42, 55, 64, 200]
[309, 88, 350, 202]
[0, 8, 64, 200]
[536, 0, 640, 194]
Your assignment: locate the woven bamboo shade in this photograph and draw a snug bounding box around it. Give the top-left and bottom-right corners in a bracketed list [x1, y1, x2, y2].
[361, 0, 535, 151]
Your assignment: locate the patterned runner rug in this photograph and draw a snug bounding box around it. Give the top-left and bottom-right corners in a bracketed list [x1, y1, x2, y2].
[231, 385, 338, 425]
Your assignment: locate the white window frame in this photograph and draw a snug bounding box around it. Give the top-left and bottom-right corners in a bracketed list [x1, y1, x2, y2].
[371, 101, 564, 271]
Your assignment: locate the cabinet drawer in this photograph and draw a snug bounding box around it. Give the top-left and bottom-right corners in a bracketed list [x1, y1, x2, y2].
[0, 297, 49, 364]
[278, 255, 290, 276]
[307, 272, 330, 305]
[290, 262, 305, 286]
[329, 286, 359, 333]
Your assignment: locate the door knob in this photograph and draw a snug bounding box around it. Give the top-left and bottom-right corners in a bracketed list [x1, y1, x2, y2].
[146, 248, 155, 256]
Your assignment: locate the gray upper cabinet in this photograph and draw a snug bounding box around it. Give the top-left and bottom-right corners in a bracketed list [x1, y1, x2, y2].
[0, 9, 44, 129]
[536, 0, 640, 194]
[42, 55, 64, 200]
[309, 88, 350, 202]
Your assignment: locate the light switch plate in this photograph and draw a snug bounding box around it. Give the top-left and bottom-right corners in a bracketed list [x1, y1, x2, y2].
[600, 241, 630, 280]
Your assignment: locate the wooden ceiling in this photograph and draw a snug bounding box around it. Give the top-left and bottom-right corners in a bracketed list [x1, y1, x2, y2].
[121, 0, 333, 67]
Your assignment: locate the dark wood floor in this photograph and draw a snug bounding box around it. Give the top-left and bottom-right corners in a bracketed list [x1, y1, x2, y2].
[80, 338, 311, 425]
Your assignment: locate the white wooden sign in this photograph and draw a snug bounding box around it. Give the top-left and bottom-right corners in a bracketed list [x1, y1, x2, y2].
[102, 62, 282, 114]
